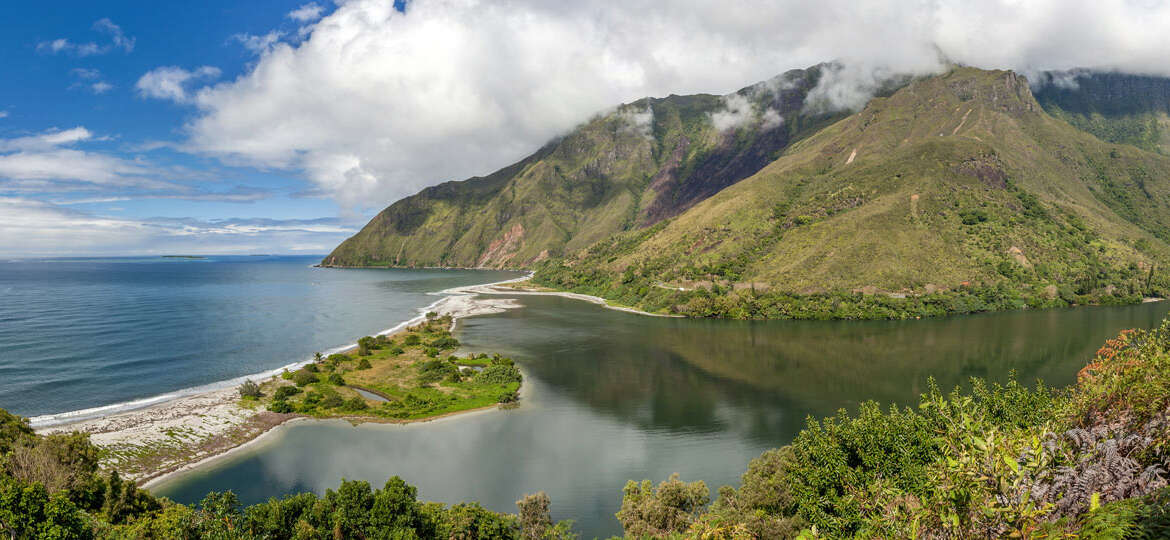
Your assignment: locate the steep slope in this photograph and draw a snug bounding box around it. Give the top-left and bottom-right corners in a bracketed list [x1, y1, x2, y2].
[1034, 71, 1170, 155]
[535, 68, 1170, 318]
[323, 65, 849, 267]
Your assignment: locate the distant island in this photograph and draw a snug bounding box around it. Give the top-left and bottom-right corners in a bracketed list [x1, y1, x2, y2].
[161, 255, 208, 259]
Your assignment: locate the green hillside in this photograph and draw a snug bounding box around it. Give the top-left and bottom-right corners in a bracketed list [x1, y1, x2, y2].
[1034, 71, 1170, 155]
[328, 66, 1170, 319]
[322, 65, 848, 268]
[534, 68, 1170, 318]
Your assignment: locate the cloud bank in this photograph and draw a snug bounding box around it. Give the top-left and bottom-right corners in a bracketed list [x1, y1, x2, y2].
[146, 0, 1170, 214]
[0, 197, 355, 257]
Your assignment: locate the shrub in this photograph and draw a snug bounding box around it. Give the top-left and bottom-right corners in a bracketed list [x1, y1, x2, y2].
[303, 363, 319, 373]
[343, 397, 368, 411]
[417, 359, 459, 384]
[273, 386, 300, 400]
[389, 346, 405, 356]
[403, 335, 421, 346]
[357, 358, 372, 370]
[237, 380, 262, 399]
[326, 353, 351, 364]
[357, 336, 379, 352]
[474, 365, 522, 385]
[327, 373, 345, 386]
[292, 369, 318, 387]
[320, 392, 343, 409]
[268, 401, 294, 414]
[617, 474, 709, 538]
[699, 447, 807, 539]
[429, 336, 460, 350]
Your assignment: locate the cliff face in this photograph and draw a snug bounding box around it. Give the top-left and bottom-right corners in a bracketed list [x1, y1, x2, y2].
[1034, 71, 1170, 155]
[323, 65, 847, 268]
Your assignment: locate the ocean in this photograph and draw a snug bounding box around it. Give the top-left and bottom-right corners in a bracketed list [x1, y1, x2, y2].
[0, 255, 520, 424]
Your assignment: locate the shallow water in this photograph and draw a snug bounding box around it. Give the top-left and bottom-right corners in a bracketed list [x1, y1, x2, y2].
[153, 294, 1170, 539]
[0, 256, 520, 419]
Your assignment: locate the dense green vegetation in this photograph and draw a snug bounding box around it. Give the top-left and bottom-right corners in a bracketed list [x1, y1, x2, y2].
[0, 406, 573, 538]
[1034, 71, 1170, 155]
[258, 314, 522, 419]
[8, 319, 1170, 537]
[528, 68, 1170, 319]
[618, 322, 1170, 538]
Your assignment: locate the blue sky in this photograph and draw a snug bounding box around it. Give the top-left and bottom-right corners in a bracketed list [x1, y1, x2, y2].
[2, 0, 1168, 257]
[0, 1, 359, 256]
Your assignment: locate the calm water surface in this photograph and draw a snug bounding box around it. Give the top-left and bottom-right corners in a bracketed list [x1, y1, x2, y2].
[153, 294, 1170, 539]
[0, 256, 519, 419]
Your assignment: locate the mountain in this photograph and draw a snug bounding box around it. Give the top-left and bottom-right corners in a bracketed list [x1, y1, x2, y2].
[323, 64, 852, 268]
[1033, 70, 1170, 155]
[327, 66, 1170, 319]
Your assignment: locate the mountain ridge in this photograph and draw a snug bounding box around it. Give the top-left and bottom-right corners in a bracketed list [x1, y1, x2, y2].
[322, 64, 851, 268]
[326, 66, 1170, 319]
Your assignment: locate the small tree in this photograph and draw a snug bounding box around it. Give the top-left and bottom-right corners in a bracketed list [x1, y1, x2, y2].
[617, 474, 709, 538]
[357, 336, 377, 356]
[313, 352, 323, 363]
[292, 369, 318, 387]
[327, 373, 345, 386]
[517, 492, 552, 540]
[238, 380, 262, 399]
[357, 358, 372, 370]
[273, 386, 300, 400]
[268, 401, 294, 414]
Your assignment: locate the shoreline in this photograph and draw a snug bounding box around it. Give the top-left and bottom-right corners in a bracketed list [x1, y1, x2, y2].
[443, 280, 682, 318]
[35, 272, 669, 487]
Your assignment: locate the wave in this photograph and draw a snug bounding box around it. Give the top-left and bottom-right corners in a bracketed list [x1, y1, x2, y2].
[28, 271, 532, 429]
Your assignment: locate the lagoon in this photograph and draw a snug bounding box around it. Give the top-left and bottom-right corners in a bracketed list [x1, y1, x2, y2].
[152, 293, 1170, 539]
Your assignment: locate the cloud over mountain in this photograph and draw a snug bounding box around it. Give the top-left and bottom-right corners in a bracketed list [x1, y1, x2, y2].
[165, 0, 1170, 213]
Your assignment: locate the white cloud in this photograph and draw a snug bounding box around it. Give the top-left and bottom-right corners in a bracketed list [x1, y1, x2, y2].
[36, 18, 134, 56]
[287, 3, 326, 23]
[617, 104, 654, 138]
[90, 82, 114, 94]
[136, 66, 222, 103]
[0, 127, 175, 190]
[233, 31, 285, 54]
[0, 127, 93, 152]
[153, 0, 1170, 213]
[0, 111, 7, 120]
[93, 18, 134, 53]
[0, 198, 354, 257]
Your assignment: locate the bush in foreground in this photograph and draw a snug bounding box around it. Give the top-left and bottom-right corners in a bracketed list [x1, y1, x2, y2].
[622, 324, 1170, 539]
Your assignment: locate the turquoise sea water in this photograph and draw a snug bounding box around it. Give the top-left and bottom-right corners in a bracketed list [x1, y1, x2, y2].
[0, 256, 520, 422]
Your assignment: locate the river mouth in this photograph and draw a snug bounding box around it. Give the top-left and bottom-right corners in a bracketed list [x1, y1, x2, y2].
[151, 294, 1170, 539]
